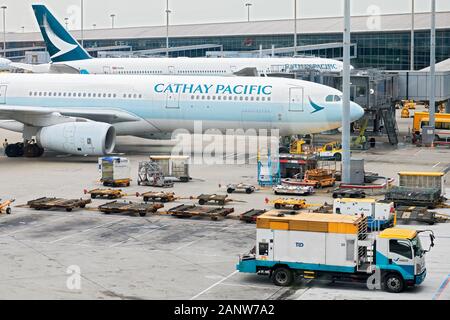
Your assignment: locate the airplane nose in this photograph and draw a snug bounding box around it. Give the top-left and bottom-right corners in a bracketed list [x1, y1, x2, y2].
[350, 102, 365, 121]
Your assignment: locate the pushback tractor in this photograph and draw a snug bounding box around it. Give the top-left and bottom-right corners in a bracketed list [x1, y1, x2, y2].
[236, 211, 435, 293]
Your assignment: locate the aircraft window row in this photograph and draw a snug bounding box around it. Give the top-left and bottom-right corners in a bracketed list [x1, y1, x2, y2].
[28, 91, 143, 99]
[190, 95, 271, 102]
[118, 70, 163, 75]
[325, 95, 342, 102]
[178, 70, 227, 74]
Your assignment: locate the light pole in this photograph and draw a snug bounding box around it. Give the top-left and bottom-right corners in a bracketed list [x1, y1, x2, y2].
[110, 14, 116, 29]
[80, 0, 84, 47]
[342, 0, 351, 184]
[166, 0, 171, 57]
[430, 0, 436, 130]
[1, 6, 6, 59]
[294, 0, 297, 56]
[64, 17, 69, 30]
[245, 3, 252, 22]
[410, 0, 415, 70]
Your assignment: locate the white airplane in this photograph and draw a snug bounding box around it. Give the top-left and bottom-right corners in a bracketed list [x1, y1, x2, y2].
[0, 73, 364, 157]
[11, 5, 347, 76]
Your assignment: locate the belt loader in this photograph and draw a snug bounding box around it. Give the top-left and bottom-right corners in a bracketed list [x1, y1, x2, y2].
[237, 211, 434, 293]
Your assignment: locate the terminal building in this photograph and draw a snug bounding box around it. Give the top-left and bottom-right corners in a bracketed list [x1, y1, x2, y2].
[3, 11, 450, 70]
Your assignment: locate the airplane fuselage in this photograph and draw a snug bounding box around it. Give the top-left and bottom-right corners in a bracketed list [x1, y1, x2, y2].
[0, 73, 363, 138]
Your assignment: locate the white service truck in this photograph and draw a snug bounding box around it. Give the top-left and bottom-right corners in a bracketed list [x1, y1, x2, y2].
[237, 211, 434, 293]
[333, 198, 395, 231]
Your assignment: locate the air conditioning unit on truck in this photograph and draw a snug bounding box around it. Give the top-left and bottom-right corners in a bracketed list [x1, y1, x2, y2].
[333, 198, 396, 231]
[236, 211, 435, 293]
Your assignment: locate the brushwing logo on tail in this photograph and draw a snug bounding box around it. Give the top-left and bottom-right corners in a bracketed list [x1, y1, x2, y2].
[308, 97, 325, 114]
[42, 13, 77, 59]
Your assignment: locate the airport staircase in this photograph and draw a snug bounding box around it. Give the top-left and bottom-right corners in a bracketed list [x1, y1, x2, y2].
[380, 108, 399, 145]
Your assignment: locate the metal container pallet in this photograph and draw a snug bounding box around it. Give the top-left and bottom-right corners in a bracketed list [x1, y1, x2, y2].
[140, 191, 176, 203]
[385, 186, 444, 208]
[27, 197, 92, 212]
[197, 194, 231, 206]
[396, 206, 437, 225]
[98, 201, 164, 217]
[168, 204, 234, 220]
[240, 209, 267, 223]
[86, 188, 125, 199]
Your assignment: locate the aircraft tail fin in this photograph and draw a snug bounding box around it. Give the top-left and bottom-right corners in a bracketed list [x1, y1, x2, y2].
[32, 4, 92, 63]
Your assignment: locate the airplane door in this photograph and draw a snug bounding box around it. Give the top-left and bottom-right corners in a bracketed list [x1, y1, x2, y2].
[103, 66, 111, 74]
[168, 66, 175, 74]
[289, 87, 304, 112]
[0, 85, 7, 104]
[166, 91, 180, 109]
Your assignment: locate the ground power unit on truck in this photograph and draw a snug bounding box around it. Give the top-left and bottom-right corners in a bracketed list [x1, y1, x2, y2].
[333, 198, 396, 231]
[237, 211, 434, 293]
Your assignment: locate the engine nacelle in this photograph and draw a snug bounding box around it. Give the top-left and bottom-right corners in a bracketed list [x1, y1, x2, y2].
[36, 122, 116, 155]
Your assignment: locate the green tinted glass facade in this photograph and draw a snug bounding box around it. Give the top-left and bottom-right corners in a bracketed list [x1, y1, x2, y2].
[7, 29, 450, 70]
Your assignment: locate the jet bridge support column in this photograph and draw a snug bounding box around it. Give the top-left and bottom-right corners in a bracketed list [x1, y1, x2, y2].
[342, 0, 352, 183]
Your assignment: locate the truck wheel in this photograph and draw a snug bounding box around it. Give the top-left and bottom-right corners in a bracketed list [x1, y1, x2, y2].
[199, 199, 206, 205]
[274, 204, 281, 209]
[293, 205, 301, 210]
[332, 193, 338, 199]
[246, 188, 253, 194]
[272, 267, 294, 287]
[334, 153, 342, 161]
[384, 273, 405, 293]
[227, 188, 234, 194]
[6, 207, 11, 215]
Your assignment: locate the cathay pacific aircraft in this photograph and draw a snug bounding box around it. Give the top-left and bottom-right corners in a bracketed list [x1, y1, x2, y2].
[0, 73, 364, 157]
[11, 5, 347, 76]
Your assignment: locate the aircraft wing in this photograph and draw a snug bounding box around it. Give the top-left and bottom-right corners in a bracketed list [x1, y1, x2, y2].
[10, 63, 80, 74]
[0, 105, 141, 127]
[233, 67, 259, 77]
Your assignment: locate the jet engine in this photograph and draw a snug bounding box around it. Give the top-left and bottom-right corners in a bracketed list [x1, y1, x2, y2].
[36, 122, 116, 155]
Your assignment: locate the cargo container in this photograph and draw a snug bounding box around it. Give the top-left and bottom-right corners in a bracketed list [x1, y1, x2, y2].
[148, 156, 190, 182]
[98, 157, 131, 187]
[237, 211, 434, 293]
[333, 198, 395, 231]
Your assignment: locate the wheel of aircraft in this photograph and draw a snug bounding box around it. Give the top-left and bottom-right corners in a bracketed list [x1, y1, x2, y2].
[5, 143, 25, 158]
[5, 142, 44, 158]
[24, 143, 45, 158]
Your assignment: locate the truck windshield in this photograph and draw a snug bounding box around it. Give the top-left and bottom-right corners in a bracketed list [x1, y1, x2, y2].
[411, 236, 424, 257]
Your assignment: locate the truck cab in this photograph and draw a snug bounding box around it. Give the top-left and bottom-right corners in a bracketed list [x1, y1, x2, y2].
[374, 228, 432, 293]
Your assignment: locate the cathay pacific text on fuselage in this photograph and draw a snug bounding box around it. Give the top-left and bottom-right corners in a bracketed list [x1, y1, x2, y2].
[154, 83, 273, 95]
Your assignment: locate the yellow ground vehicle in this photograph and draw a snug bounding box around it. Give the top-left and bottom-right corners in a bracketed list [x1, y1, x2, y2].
[401, 107, 410, 118]
[0, 199, 15, 215]
[403, 100, 416, 110]
[413, 112, 450, 140]
[269, 198, 308, 210]
[304, 169, 336, 188]
[289, 139, 314, 155]
[317, 141, 342, 160]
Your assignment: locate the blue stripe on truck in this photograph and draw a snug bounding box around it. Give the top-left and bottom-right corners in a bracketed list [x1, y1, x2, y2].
[237, 258, 356, 274]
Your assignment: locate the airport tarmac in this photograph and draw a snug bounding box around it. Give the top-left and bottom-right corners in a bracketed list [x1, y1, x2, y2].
[0, 126, 449, 300]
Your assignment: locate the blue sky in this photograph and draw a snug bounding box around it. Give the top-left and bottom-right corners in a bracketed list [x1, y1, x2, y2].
[2, 0, 449, 32]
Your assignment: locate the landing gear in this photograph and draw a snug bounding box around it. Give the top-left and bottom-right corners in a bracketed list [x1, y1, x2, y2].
[5, 143, 24, 158]
[24, 143, 45, 158]
[4, 141, 44, 158]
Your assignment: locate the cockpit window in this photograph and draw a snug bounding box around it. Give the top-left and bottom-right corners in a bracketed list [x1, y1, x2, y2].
[326, 95, 342, 102]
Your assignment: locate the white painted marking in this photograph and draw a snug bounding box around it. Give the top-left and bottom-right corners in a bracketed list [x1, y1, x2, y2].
[49, 219, 126, 244]
[109, 224, 169, 248]
[190, 270, 238, 300]
[433, 162, 441, 168]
